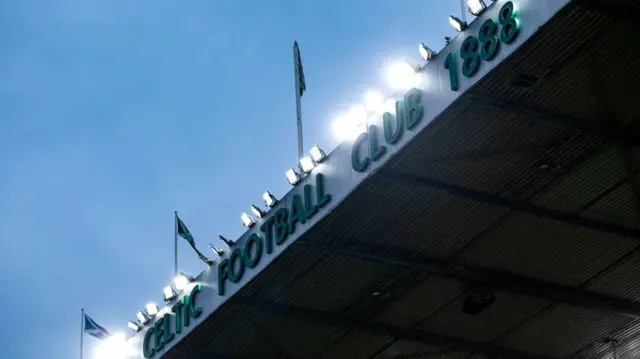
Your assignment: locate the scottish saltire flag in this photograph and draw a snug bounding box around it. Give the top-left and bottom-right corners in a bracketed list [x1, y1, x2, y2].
[84, 313, 109, 340]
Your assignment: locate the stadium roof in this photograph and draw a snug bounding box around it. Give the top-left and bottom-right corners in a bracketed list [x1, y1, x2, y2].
[126, 0, 640, 358]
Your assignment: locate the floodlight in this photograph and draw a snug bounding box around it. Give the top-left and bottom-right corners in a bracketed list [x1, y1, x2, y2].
[348, 104, 367, 124]
[309, 145, 326, 163]
[128, 321, 142, 332]
[285, 168, 301, 185]
[241, 212, 255, 227]
[163, 285, 177, 301]
[331, 115, 366, 142]
[386, 61, 420, 90]
[136, 311, 149, 324]
[263, 191, 277, 207]
[468, 0, 487, 15]
[299, 156, 315, 173]
[418, 43, 437, 62]
[382, 99, 397, 113]
[95, 332, 128, 359]
[144, 302, 159, 317]
[404, 58, 422, 72]
[449, 15, 467, 32]
[251, 204, 265, 218]
[209, 244, 225, 256]
[363, 91, 384, 112]
[174, 273, 193, 292]
[218, 234, 235, 247]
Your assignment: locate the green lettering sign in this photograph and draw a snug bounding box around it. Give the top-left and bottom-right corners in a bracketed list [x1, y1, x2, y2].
[351, 88, 425, 172]
[171, 301, 183, 334]
[228, 248, 245, 283]
[383, 107, 402, 144]
[142, 284, 203, 358]
[444, 1, 521, 91]
[351, 132, 370, 172]
[244, 233, 262, 268]
[274, 207, 289, 245]
[368, 124, 386, 161]
[142, 328, 155, 358]
[260, 216, 275, 254]
[217, 173, 331, 295]
[288, 194, 306, 234]
[153, 316, 164, 351]
[188, 284, 203, 318]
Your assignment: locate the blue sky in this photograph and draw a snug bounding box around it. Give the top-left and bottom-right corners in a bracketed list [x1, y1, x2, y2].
[0, 0, 460, 358]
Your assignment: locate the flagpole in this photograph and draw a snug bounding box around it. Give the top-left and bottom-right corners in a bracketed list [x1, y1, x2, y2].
[294, 42, 304, 160]
[174, 211, 178, 276]
[459, 0, 467, 23]
[80, 308, 84, 359]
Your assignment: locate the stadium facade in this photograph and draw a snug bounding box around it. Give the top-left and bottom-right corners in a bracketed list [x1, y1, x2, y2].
[124, 0, 640, 358]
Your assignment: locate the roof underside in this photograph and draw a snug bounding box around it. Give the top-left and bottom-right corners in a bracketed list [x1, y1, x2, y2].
[167, 1, 640, 359]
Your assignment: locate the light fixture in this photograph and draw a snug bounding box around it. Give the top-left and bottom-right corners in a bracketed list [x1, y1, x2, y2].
[94, 332, 128, 359]
[462, 290, 496, 315]
[209, 244, 225, 257]
[127, 321, 142, 332]
[363, 91, 384, 112]
[163, 285, 177, 301]
[309, 145, 326, 163]
[404, 58, 422, 72]
[251, 204, 265, 218]
[136, 311, 149, 325]
[144, 302, 159, 317]
[263, 191, 277, 207]
[371, 290, 391, 300]
[382, 99, 397, 113]
[331, 115, 366, 142]
[449, 15, 467, 32]
[218, 234, 235, 247]
[241, 212, 255, 227]
[418, 43, 437, 62]
[467, 0, 487, 15]
[348, 104, 367, 124]
[299, 156, 315, 173]
[386, 61, 421, 90]
[285, 168, 301, 185]
[174, 273, 193, 292]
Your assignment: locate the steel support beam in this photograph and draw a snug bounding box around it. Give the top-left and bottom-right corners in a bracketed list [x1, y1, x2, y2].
[465, 93, 640, 147]
[379, 169, 640, 240]
[297, 240, 640, 319]
[234, 296, 554, 359]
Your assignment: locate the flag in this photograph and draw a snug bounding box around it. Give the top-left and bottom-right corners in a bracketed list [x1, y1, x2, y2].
[176, 214, 213, 265]
[176, 215, 195, 247]
[83, 313, 109, 340]
[294, 41, 306, 97]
